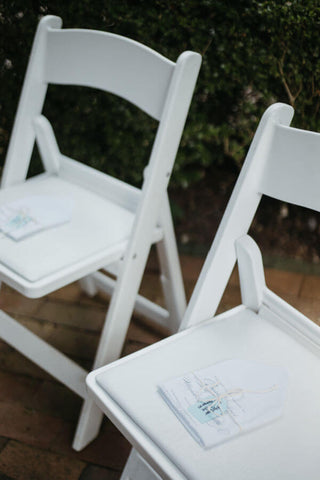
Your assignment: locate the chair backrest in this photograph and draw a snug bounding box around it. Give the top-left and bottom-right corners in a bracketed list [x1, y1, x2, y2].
[182, 102, 320, 328]
[1, 16, 201, 281]
[1, 15, 201, 196]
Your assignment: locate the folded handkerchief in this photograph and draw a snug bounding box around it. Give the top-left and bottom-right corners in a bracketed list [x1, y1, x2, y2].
[0, 195, 73, 240]
[158, 359, 288, 449]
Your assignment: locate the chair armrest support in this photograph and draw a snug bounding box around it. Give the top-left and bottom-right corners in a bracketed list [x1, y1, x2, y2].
[236, 234, 266, 312]
[34, 115, 61, 174]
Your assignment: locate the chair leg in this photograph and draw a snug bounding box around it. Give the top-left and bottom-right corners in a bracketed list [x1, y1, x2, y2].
[73, 250, 151, 451]
[73, 199, 185, 450]
[120, 449, 162, 480]
[72, 397, 104, 451]
[157, 195, 186, 333]
[79, 275, 98, 297]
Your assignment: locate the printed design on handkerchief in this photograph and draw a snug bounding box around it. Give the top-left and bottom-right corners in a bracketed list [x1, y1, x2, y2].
[187, 374, 278, 430]
[158, 359, 288, 449]
[188, 394, 228, 424]
[0, 195, 74, 240]
[0, 205, 37, 237]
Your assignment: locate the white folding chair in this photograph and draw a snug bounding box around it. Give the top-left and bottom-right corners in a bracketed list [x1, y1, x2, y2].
[0, 15, 201, 451]
[87, 103, 320, 479]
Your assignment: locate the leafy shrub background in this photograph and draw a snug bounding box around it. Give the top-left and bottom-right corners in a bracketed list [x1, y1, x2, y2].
[1, 0, 320, 188]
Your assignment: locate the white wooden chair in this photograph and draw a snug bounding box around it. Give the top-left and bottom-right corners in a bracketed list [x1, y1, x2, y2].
[87, 103, 320, 479]
[0, 15, 201, 451]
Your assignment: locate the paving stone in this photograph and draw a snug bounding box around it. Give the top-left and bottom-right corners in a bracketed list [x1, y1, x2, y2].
[79, 464, 120, 480]
[47, 325, 99, 361]
[264, 268, 304, 297]
[48, 282, 85, 302]
[9, 312, 99, 363]
[0, 473, 14, 480]
[47, 280, 106, 303]
[141, 255, 204, 305]
[184, 268, 241, 304]
[180, 254, 205, 282]
[17, 316, 55, 341]
[182, 275, 241, 316]
[0, 371, 39, 405]
[228, 266, 240, 287]
[0, 344, 52, 380]
[0, 318, 96, 375]
[0, 401, 67, 449]
[217, 285, 242, 314]
[183, 279, 196, 301]
[121, 340, 150, 357]
[260, 291, 320, 326]
[77, 430, 130, 471]
[35, 300, 105, 332]
[126, 318, 166, 345]
[299, 274, 320, 300]
[0, 441, 85, 480]
[142, 246, 160, 274]
[139, 274, 164, 307]
[0, 438, 8, 454]
[44, 313, 164, 363]
[51, 421, 130, 470]
[0, 290, 45, 318]
[0, 254, 318, 479]
[0, 357, 82, 423]
[287, 295, 320, 326]
[28, 381, 82, 422]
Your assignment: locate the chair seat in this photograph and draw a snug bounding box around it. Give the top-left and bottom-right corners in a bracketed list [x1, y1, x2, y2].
[0, 175, 135, 283]
[89, 304, 320, 480]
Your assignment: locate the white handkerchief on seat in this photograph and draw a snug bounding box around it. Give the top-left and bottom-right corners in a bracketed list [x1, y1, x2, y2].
[158, 359, 288, 449]
[0, 195, 74, 240]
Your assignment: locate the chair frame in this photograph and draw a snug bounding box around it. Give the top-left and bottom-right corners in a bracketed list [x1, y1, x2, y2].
[0, 15, 201, 450]
[87, 103, 320, 478]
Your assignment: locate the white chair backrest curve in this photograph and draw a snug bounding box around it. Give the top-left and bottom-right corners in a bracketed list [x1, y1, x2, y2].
[181, 102, 320, 329]
[259, 124, 320, 212]
[1, 15, 201, 193]
[44, 28, 174, 121]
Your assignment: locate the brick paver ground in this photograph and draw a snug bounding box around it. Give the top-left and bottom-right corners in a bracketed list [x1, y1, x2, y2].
[0, 251, 318, 479]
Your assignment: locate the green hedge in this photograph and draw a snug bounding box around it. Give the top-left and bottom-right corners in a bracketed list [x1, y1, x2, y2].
[1, 1, 320, 187]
